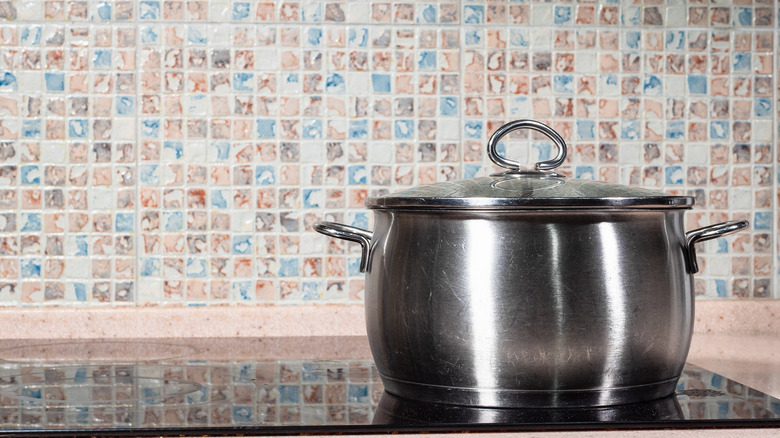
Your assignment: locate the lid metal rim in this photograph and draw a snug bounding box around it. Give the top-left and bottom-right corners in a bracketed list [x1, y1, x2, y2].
[365, 196, 695, 210]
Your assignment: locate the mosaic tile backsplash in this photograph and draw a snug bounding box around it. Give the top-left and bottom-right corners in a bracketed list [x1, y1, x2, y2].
[0, 0, 777, 305]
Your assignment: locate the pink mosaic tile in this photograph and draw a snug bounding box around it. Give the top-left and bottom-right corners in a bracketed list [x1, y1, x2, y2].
[0, 0, 776, 305]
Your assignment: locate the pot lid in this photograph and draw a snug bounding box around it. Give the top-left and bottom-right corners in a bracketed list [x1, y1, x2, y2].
[365, 120, 694, 210]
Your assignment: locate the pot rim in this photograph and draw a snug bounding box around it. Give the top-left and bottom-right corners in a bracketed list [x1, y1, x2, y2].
[365, 196, 695, 210]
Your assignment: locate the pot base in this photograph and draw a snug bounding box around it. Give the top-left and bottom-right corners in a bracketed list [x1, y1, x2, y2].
[379, 374, 680, 408]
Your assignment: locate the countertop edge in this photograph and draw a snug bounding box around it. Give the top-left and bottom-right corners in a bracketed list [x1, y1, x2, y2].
[0, 300, 776, 339]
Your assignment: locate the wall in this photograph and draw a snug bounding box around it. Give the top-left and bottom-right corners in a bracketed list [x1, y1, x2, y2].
[0, 0, 776, 306]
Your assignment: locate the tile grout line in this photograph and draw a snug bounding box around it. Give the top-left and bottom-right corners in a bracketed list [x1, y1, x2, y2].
[774, 20, 779, 299]
[134, 10, 141, 306]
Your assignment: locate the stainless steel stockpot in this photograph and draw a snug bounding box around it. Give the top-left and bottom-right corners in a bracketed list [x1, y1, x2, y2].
[314, 120, 748, 408]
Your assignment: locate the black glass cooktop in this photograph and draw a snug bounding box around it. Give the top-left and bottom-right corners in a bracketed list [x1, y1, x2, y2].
[0, 337, 777, 436]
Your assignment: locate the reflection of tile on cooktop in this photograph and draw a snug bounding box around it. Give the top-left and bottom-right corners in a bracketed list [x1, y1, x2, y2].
[0, 373, 201, 409]
[0, 341, 199, 363]
[0, 364, 237, 420]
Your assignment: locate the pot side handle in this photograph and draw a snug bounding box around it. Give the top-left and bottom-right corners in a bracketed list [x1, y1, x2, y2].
[314, 221, 373, 273]
[685, 220, 749, 274]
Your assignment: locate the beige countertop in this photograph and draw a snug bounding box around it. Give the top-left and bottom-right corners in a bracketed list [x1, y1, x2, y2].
[0, 300, 778, 339]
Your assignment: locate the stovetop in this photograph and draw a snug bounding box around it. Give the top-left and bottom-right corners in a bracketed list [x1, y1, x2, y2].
[0, 337, 776, 436]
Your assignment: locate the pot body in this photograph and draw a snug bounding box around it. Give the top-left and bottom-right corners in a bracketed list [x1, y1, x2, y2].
[364, 208, 693, 408]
